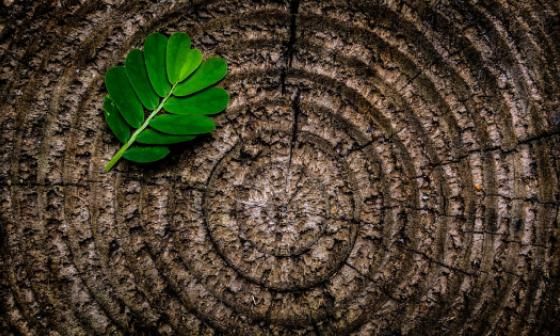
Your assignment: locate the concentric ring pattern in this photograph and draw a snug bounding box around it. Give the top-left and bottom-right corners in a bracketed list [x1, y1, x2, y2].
[1, 0, 560, 335]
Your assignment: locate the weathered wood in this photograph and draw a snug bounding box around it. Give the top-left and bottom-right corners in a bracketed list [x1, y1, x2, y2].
[1, 0, 559, 335]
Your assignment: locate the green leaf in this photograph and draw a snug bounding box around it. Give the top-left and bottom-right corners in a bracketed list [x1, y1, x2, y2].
[181, 48, 203, 82]
[173, 57, 228, 96]
[103, 96, 130, 143]
[144, 32, 171, 97]
[125, 49, 159, 110]
[105, 66, 144, 128]
[164, 87, 229, 115]
[123, 146, 170, 163]
[167, 32, 192, 84]
[137, 128, 196, 144]
[150, 114, 216, 135]
[103, 31, 229, 172]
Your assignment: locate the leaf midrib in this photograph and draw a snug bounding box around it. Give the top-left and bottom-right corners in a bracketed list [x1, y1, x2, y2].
[103, 84, 177, 172]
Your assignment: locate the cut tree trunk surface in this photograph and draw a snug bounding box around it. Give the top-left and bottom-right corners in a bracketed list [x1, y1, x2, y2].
[1, 0, 560, 335]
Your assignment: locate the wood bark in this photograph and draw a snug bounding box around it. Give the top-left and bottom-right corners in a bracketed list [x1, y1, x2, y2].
[1, 0, 560, 335]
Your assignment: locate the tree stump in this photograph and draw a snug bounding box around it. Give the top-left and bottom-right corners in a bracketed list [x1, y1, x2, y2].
[1, 1, 560, 335]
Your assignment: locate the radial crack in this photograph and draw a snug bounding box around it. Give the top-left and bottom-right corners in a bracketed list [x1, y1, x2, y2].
[285, 89, 301, 191]
[280, 0, 300, 94]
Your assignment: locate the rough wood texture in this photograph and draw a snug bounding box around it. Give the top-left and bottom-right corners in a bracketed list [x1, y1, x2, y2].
[1, 0, 560, 335]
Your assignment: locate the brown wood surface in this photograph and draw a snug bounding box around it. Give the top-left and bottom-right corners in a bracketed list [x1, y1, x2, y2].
[1, 0, 560, 335]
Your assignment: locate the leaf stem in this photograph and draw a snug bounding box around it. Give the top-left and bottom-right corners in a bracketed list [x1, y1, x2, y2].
[104, 85, 176, 172]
